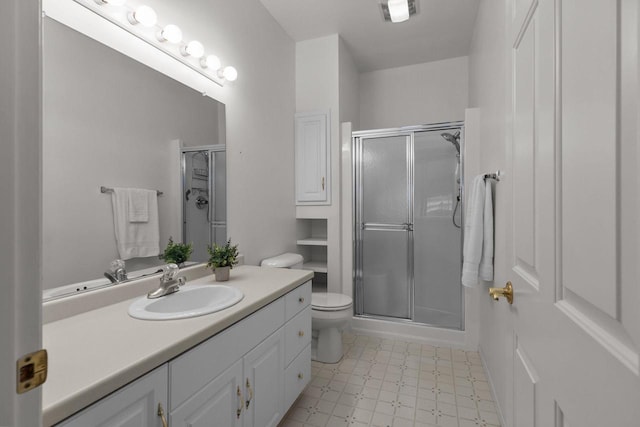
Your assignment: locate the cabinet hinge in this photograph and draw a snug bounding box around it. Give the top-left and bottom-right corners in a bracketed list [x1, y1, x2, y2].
[17, 349, 48, 394]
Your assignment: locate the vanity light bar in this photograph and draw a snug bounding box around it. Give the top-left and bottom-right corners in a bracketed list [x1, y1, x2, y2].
[78, 0, 237, 86]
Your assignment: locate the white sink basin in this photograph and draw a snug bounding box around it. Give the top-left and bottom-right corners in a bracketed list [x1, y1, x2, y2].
[128, 284, 244, 320]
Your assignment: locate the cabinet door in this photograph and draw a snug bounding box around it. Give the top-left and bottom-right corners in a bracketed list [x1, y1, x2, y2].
[243, 329, 284, 427]
[295, 111, 330, 205]
[170, 359, 243, 427]
[56, 365, 168, 427]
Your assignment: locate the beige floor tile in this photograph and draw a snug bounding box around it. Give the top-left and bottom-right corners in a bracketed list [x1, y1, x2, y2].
[282, 334, 500, 427]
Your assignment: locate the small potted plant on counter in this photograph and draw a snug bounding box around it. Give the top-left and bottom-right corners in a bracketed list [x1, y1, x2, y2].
[207, 238, 239, 281]
[159, 237, 193, 268]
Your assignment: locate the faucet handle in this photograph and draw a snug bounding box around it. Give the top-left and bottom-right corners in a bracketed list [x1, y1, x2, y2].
[161, 263, 179, 282]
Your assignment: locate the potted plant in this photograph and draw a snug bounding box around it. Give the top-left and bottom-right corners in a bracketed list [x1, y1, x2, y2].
[159, 237, 193, 267]
[207, 239, 239, 281]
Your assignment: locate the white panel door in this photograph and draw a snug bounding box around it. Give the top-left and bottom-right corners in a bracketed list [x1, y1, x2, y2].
[243, 329, 284, 427]
[170, 360, 242, 427]
[508, 0, 640, 426]
[295, 111, 330, 205]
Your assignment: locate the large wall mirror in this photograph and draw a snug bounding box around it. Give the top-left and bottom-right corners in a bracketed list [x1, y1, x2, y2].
[42, 16, 226, 298]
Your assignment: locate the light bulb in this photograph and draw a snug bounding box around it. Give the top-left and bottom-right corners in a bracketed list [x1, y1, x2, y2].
[95, 0, 126, 5]
[200, 55, 221, 71]
[128, 5, 157, 27]
[388, 0, 409, 23]
[181, 40, 204, 58]
[158, 24, 182, 43]
[220, 66, 238, 82]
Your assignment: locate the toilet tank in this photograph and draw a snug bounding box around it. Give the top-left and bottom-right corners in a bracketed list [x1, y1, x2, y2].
[260, 253, 304, 269]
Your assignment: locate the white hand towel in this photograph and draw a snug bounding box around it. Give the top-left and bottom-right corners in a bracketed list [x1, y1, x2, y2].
[111, 188, 160, 260]
[479, 180, 494, 281]
[461, 175, 494, 287]
[128, 188, 150, 223]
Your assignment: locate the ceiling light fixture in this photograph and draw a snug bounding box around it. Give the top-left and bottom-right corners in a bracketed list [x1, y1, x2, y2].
[200, 55, 221, 71]
[181, 40, 205, 59]
[380, 0, 417, 23]
[73, 0, 237, 86]
[127, 5, 157, 27]
[157, 24, 182, 44]
[219, 66, 238, 82]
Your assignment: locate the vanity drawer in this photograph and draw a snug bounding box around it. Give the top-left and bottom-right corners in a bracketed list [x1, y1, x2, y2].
[285, 306, 311, 366]
[284, 344, 311, 411]
[285, 281, 311, 321]
[169, 297, 285, 410]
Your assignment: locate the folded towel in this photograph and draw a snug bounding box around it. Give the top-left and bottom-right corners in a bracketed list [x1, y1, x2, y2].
[128, 188, 151, 223]
[111, 188, 160, 260]
[461, 175, 494, 287]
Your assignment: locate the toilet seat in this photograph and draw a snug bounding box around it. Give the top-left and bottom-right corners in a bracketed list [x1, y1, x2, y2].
[311, 293, 352, 312]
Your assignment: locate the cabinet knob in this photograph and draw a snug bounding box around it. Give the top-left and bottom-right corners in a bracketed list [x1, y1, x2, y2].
[298, 372, 304, 380]
[298, 330, 305, 337]
[322, 177, 325, 190]
[298, 297, 305, 304]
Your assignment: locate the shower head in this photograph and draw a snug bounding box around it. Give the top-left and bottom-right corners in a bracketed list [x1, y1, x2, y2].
[441, 131, 461, 154]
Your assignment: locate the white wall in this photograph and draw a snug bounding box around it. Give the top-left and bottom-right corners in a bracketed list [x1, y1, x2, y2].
[295, 35, 343, 291]
[359, 56, 469, 130]
[44, 0, 297, 274]
[339, 38, 360, 131]
[468, 0, 512, 424]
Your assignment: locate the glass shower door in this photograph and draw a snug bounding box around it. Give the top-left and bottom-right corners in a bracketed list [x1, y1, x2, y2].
[356, 134, 412, 319]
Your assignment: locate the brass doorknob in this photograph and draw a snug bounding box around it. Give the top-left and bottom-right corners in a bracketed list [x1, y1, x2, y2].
[489, 281, 513, 304]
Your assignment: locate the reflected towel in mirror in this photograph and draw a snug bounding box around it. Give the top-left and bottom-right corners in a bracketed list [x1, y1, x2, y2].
[111, 188, 160, 260]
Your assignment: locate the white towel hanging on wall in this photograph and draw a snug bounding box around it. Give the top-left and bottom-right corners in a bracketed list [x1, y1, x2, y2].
[461, 175, 494, 287]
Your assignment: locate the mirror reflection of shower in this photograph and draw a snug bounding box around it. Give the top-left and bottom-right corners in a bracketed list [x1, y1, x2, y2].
[181, 146, 227, 262]
[441, 131, 462, 229]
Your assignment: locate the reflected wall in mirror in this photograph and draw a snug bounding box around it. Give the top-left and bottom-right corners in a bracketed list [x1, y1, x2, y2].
[42, 16, 226, 294]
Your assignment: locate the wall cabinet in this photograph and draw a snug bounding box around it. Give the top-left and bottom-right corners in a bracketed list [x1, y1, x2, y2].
[55, 282, 311, 427]
[295, 111, 331, 205]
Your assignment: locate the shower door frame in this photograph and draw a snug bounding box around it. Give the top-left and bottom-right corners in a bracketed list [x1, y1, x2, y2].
[180, 144, 226, 255]
[353, 121, 466, 330]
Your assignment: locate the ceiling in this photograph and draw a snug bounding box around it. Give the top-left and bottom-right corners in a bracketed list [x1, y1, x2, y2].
[259, 0, 480, 72]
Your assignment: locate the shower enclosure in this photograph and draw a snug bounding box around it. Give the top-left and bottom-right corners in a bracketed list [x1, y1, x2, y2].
[181, 145, 226, 262]
[353, 122, 464, 330]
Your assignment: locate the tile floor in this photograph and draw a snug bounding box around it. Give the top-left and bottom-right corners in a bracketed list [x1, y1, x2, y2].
[280, 333, 501, 427]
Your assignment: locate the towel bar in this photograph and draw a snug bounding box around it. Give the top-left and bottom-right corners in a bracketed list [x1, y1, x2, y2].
[101, 186, 163, 196]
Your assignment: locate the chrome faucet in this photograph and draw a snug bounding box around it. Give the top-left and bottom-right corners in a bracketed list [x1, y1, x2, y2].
[104, 259, 128, 283]
[147, 264, 186, 299]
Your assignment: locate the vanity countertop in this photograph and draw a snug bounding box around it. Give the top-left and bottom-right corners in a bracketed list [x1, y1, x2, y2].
[42, 265, 313, 426]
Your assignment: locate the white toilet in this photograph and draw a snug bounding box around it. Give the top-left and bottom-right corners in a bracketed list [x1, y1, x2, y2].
[260, 253, 353, 364]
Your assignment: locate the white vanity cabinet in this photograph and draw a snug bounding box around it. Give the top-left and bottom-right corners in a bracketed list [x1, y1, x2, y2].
[170, 282, 312, 427]
[53, 281, 312, 427]
[55, 365, 168, 427]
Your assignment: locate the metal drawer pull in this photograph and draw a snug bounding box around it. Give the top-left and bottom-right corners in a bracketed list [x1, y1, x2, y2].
[237, 385, 243, 418]
[298, 297, 304, 303]
[245, 378, 253, 408]
[157, 403, 168, 427]
[298, 330, 305, 337]
[298, 372, 304, 380]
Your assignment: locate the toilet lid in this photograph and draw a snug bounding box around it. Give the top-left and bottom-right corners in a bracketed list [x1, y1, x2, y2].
[312, 292, 353, 311]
